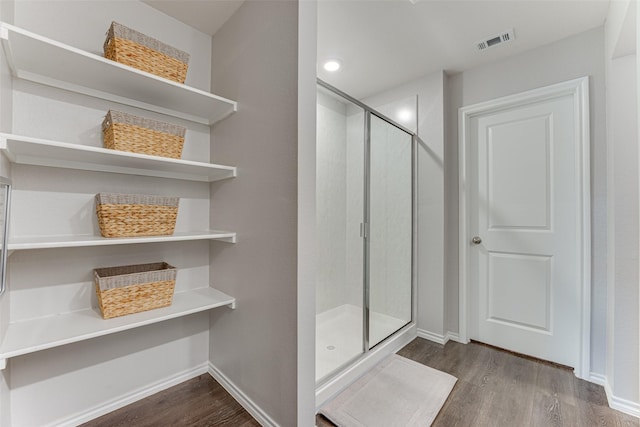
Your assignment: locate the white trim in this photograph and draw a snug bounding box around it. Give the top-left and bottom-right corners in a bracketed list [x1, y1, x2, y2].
[604, 378, 640, 418]
[49, 363, 209, 427]
[589, 373, 640, 418]
[458, 89, 472, 345]
[297, 1, 318, 426]
[576, 77, 592, 381]
[208, 362, 279, 427]
[416, 329, 463, 345]
[458, 77, 591, 379]
[446, 332, 462, 343]
[417, 329, 447, 344]
[588, 372, 607, 386]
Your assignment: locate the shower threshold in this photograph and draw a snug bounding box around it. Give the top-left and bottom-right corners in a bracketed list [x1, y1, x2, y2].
[315, 304, 408, 382]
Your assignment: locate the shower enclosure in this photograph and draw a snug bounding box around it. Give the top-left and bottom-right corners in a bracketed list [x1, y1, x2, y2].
[315, 80, 416, 390]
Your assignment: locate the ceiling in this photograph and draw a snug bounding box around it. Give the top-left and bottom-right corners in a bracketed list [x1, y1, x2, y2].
[318, 0, 610, 98]
[145, 0, 610, 99]
[142, 0, 244, 37]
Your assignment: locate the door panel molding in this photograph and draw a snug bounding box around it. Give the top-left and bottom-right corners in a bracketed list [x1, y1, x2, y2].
[458, 77, 591, 379]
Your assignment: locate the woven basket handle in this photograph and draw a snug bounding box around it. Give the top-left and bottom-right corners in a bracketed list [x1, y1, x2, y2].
[103, 23, 115, 54]
[101, 110, 113, 132]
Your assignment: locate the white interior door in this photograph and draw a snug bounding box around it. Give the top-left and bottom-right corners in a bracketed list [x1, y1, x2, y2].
[464, 84, 588, 369]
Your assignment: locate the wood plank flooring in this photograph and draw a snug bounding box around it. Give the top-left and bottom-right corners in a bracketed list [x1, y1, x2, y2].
[319, 338, 639, 427]
[83, 338, 639, 426]
[80, 374, 259, 427]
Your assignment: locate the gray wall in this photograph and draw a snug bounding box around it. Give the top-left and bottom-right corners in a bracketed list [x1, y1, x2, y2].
[607, 53, 639, 403]
[296, 2, 317, 424]
[208, 1, 300, 425]
[604, 0, 639, 405]
[445, 27, 607, 375]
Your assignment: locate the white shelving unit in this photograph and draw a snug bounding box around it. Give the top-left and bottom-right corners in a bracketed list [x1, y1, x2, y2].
[0, 22, 237, 125]
[8, 230, 237, 251]
[0, 23, 239, 368]
[0, 134, 236, 182]
[0, 287, 236, 368]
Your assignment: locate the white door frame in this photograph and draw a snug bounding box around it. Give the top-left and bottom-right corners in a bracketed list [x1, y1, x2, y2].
[458, 77, 591, 379]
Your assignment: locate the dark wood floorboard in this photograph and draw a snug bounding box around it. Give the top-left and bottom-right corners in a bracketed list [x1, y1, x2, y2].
[80, 374, 260, 427]
[81, 338, 638, 426]
[319, 338, 639, 427]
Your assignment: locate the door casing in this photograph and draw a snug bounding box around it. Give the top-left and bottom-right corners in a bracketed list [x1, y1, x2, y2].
[458, 77, 591, 379]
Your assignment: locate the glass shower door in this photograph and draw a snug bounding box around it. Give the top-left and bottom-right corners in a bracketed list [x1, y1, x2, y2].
[367, 114, 413, 348]
[315, 79, 415, 385]
[316, 85, 366, 382]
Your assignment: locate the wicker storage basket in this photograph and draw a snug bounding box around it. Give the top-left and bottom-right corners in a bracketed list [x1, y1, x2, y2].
[102, 110, 186, 159]
[104, 21, 189, 83]
[94, 262, 177, 319]
[96, 193, 179, 238]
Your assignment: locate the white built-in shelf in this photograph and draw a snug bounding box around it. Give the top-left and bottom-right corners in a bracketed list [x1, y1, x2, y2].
[0, 134, 236, 182]
[0, 22, 237, 125]
[8, 230, 237, 251]
[0, 287, 236, 367]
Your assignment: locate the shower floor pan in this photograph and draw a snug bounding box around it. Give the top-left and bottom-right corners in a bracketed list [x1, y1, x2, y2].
[316, 304, 407, 382]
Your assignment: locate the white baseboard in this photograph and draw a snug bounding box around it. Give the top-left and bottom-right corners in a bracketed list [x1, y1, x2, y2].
[51, 363, 209, 427]
[588, 372, 606, 386]
[416, 329, 461, 345]
[603, 377, 640, 418]
[445, 332, 462, 343]
[208, 362, 279, 427]
[417, 329, 446, 344]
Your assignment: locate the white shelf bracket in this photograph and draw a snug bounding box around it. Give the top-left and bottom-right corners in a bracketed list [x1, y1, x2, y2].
[228, 300, 236, 310]
[0, 24, 17, 78]
[215, 235, 237, 244]
[0, 358, 6, 370]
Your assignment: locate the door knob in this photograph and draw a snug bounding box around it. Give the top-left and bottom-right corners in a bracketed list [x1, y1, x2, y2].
[472, 236, 482, 245]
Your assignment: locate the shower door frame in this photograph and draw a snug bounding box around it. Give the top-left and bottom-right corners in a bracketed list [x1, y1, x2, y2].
[317, 78, 418, 374]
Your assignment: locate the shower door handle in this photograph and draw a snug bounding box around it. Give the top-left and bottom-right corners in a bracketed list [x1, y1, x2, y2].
[360, 223, 369, 238]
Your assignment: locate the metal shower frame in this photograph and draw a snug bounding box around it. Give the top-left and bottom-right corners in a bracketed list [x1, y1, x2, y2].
[317, 79, 418, 359]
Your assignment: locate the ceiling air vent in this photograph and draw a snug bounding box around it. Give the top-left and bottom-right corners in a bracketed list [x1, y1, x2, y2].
[476, 29, 515, 51]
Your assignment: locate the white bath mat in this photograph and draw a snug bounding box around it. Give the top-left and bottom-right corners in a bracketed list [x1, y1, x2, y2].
[319, 354, 457, 427]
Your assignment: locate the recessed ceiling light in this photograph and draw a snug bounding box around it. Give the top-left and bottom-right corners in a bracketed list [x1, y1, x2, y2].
[323, 59, 342, 72]
[397, 109, 413, 123]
